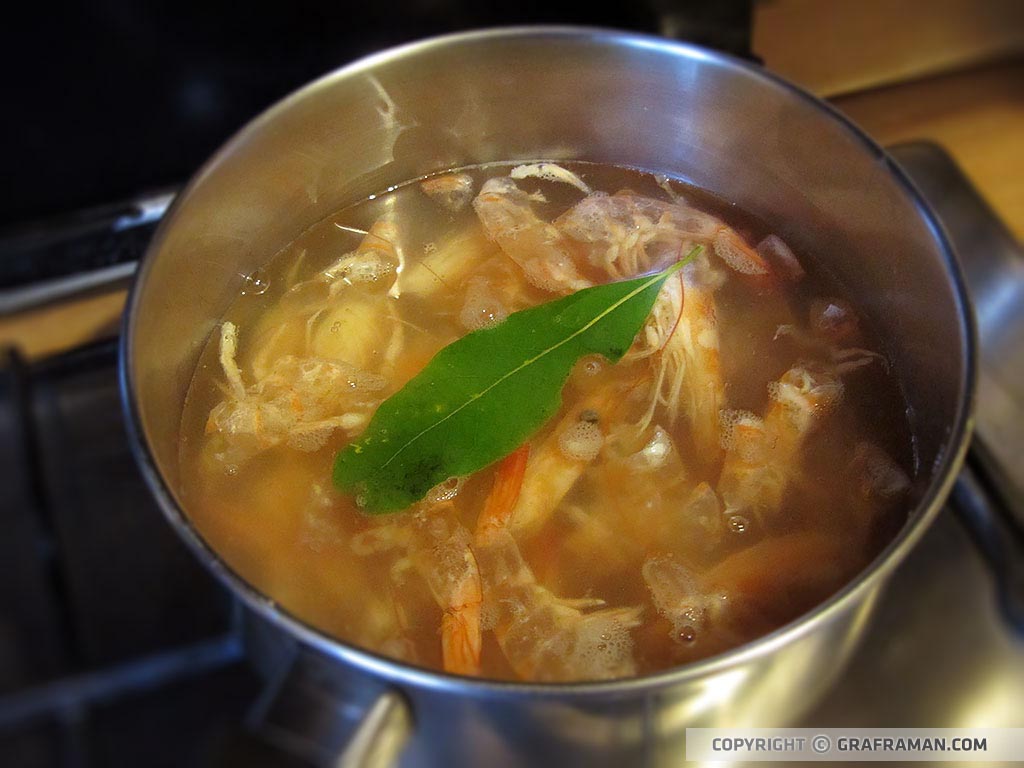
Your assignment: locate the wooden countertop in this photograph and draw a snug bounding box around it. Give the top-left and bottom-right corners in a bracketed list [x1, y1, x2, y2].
[835, 59, 1024, 242]
[2, 59, 1022, 361]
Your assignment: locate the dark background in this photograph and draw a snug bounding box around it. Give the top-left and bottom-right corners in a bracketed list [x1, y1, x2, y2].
[0, 1, 755, 228]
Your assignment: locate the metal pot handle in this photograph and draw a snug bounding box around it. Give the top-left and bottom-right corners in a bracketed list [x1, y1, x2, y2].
[336, 690, 413, 768]
[247, 647, 412, 768]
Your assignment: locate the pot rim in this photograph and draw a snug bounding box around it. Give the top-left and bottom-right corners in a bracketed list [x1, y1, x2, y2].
[119, 25, 977, 700]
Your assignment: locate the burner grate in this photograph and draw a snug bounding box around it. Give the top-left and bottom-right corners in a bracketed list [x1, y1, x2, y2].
[0, 340, 264, 766]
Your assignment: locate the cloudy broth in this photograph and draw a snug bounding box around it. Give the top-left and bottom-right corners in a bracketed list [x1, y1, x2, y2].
[179, 162, 913, 681]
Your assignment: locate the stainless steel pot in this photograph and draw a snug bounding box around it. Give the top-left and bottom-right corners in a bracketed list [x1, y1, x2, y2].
[120, 27, 975, 767]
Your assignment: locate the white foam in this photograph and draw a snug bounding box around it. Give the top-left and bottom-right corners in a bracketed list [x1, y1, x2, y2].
[558, 420, 604, 462]
[719, 409, 763, 454]
[479, 601, 500, 631]
[769, 368, 844, 416]
[459, 278, 509, 331]
[557, 193, 614, 243]
[713, 230, 768, 275]
[572, 607, 641, 678]
[285, 424, 332, 452]
[322, 251, 396, 285]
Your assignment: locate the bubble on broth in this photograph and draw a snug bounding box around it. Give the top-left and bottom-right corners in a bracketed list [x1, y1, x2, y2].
[426, 476, 465, 504]
[678, 626, 697, 643]
[240, 270, 270, 295]
[727, 514, 751, 535]
[341, 367, 387, 392]
[643, 555, 727, 645]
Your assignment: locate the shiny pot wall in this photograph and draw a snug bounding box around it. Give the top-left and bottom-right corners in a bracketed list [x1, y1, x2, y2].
[121, 27, 974, 767]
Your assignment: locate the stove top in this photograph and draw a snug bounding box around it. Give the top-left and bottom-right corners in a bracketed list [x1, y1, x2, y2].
[0, 141, 1021, 767]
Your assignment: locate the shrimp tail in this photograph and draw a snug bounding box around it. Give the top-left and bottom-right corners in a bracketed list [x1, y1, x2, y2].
[478, 444, 531, 535]
[442, 583, 483, 675]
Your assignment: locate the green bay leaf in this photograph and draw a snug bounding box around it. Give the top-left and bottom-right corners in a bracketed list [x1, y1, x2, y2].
[333, 246, 702, 513]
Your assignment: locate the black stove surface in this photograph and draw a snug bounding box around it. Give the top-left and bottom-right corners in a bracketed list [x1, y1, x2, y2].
[0, 341, 265, 767]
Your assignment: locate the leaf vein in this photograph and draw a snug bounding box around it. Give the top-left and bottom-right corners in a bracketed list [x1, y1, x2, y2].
[377, 264, 680, 471]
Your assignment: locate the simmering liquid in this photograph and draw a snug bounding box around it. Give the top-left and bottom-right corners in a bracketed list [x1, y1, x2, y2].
[179, 162, 914, 682]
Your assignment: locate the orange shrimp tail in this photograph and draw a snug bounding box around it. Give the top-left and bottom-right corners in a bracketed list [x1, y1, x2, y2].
[442, 602, 483, 676]
[477, 444, 531, 535]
